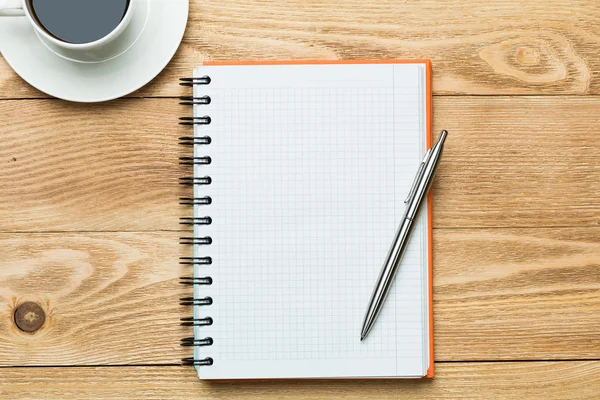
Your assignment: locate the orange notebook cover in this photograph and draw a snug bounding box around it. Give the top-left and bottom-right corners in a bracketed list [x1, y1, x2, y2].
[182, 60, 434, 380]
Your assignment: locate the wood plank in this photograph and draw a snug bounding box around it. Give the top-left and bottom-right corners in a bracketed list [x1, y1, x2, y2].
[3, 96, 600, 232]
[433, 95, 600, 228]
[2, 0, 600, 98]
[0, 99, 189, 232]
[0, 228, 597, 365]
[0, 362, 599, 399]
[434, 227, 600, 360]
[0, 232, 189, 365]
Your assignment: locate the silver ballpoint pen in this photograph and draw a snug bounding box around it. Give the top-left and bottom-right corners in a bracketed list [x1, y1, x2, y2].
[360, 130, 448, 341]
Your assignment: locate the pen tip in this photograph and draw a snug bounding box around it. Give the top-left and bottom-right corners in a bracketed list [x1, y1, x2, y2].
[360, 335, 365, 341]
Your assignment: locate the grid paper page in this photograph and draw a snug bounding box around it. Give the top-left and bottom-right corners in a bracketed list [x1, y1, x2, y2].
[191, 63, 430, 379]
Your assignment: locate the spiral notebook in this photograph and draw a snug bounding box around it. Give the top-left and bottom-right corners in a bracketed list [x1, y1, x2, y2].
[179, 60, 434, 380]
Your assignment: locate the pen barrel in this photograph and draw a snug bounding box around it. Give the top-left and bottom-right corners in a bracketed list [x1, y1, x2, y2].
[361, 216, 417, 338]
[362, 130, 447, 339]
[374, 141, 442, 310]
[405, 142, 444, 220]
[379, 217, 417, 297]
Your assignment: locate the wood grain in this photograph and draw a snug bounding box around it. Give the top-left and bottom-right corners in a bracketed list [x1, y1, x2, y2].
[0, 232, 188, 365]
[434, 227, 600, 360]
[0, 228, 597, 365]
[0, 362, 598, 399]
[0, 99, 188, 232]
[1, 0, 599, 395]
[3, 97, 600, 232]
[433, 95, 600, 228]
[2, 0, 600, 98]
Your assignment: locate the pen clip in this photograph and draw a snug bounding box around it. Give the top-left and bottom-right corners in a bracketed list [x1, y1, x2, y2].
[404, 148, 433, 204]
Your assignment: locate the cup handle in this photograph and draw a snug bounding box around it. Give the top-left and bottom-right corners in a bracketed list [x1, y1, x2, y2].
[0, 0, 25, 16]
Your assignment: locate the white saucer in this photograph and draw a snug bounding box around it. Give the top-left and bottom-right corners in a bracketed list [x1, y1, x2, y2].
[0, 0, 188, 102]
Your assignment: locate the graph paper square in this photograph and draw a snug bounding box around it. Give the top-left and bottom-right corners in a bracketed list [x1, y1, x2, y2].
[191, 63, 430, 379]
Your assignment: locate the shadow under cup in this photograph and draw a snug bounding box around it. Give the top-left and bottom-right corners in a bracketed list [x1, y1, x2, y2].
[27, 0, 131, 45]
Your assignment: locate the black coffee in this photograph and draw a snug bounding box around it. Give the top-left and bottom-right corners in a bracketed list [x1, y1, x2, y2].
[29, 0, 130, 44]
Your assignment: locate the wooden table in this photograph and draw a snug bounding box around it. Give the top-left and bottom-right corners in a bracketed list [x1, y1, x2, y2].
[1, 0, 599, 398]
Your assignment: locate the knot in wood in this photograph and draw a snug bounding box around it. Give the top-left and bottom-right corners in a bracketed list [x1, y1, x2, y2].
[14, 302, 46, 333]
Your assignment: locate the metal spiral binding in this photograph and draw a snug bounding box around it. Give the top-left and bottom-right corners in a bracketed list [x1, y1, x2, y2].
[179, 176, 212, 185]
[180, 298, 214, 306]
[179, 116, 211, 126]
[179, 136, 212, 146]
[178, 256, 212, 264]
[180, 96, 211, 106]
[179, 75, 214, 368]
[180, 217, 212, 225]
[181, 337, 214, 346]
[180, 277, 213, 285]
[179, 238, 213, 246]
[179, 197, 212, 206]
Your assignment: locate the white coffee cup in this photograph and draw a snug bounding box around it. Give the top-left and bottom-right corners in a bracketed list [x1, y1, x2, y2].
[0, 0, 136, 62]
